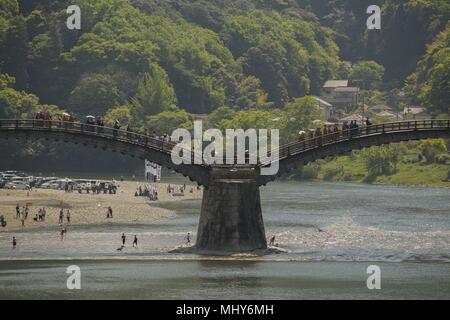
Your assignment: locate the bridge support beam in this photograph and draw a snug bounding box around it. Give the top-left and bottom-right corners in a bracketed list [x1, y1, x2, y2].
[195, 167, 267, 253]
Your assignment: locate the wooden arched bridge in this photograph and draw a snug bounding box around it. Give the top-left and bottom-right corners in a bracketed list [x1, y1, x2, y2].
[1, 119, 449, 253]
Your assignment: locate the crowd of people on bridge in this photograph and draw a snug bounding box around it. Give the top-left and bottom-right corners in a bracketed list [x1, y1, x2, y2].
[33, 111, 176, 144]
[298, 118, 373, 147]
[34, 110, 376, 149]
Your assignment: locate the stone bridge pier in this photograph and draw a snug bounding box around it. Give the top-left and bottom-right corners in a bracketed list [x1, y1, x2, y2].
[195, 166, 267, 253]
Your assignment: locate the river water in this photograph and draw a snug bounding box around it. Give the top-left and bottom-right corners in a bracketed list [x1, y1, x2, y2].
[0, 179, 449, 299]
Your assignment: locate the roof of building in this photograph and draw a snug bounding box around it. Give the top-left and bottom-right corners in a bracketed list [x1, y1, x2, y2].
[377, 111, 397, 118]
[334, 87, 359, 93]
[341, 114, 364, 121]
[403, 106, 427, 115]
[314, 97, 333, 107]
[370, 104, 392, 111]
[323, 80, 348, 88]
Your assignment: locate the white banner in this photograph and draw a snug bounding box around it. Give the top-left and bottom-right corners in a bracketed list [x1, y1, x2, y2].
[145, 160, 161, 182]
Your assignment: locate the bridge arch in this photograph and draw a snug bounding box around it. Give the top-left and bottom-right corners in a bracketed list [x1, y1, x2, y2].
[0, 119, 211, 186]
[257, 120, 450, 186]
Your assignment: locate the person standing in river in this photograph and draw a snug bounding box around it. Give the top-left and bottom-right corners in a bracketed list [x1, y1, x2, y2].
[60, 227, 67, 240]
[269, 235, 276, 246]
[185, 232, 191, 244]
[58, 209, 64, 224]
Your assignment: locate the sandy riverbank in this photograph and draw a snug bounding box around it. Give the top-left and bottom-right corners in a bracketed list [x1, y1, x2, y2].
[0, 181, 202, 232]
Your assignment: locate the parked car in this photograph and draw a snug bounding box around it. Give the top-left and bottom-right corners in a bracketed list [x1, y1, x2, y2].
[40, 180, 58, 189]
[93, 182, 118, 194]
[3, 171, 26, 177]
[76, 180, 97, 193]
[35, 177, 58, 188]
[5, 181, 30, 190]
[48, 182, 62, 190]
[0, 174, 16, 181]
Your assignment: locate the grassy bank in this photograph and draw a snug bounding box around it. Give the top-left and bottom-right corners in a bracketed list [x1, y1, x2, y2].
[317, 156, 450, 188]
[289, 141, 450, 188]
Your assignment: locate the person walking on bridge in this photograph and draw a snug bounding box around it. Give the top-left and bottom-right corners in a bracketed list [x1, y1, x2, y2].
[126, 124, 132, 140]
[314, 127, 322, 146]
[365, 117, 372, 135]
[349, 121, 359, 138]
[113, 120, 121, 138]
[342, 121, 349, 138]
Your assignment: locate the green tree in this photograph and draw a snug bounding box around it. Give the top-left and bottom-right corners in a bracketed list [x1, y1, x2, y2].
[408, 25, 450, 115]
[205, 106, 236, 128]
[0, 73, 15, 89]
[129, 65, 177, 122]
[104, 105, 133, 127]
[68, 74, 123, 116]
[147, 109, 192, 134]
[361, 146, 400, 178]
[419, 139, 447, 163]
[234, 76, 270, 109]
[0, 15, 28, 89]
[283, 96, 323, 142]
[350, 61, 385, 89]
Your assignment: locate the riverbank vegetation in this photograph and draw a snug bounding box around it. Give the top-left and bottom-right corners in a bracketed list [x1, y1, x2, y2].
[290, 140, 450, 188]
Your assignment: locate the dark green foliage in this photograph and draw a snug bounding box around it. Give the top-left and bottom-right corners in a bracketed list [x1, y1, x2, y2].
[0, 15, 28, 89]
[0, 0, 448, 173]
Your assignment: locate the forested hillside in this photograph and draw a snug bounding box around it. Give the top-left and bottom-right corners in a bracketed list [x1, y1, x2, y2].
[0, 0, 448, 179]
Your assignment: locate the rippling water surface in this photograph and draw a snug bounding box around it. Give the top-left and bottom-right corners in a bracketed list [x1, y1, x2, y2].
[1, 180, 449, 299]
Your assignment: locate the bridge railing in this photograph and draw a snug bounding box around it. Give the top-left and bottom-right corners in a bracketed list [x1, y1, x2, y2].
[1, 119, 449, 167]
[0, 119, 206, 166]
[261, 119, 450, 167]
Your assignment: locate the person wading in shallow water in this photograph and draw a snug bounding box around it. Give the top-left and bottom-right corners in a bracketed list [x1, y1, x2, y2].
[269, 235, 276, 246]
[59, 209, 64, 224]
[60, 227, 67, 240]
